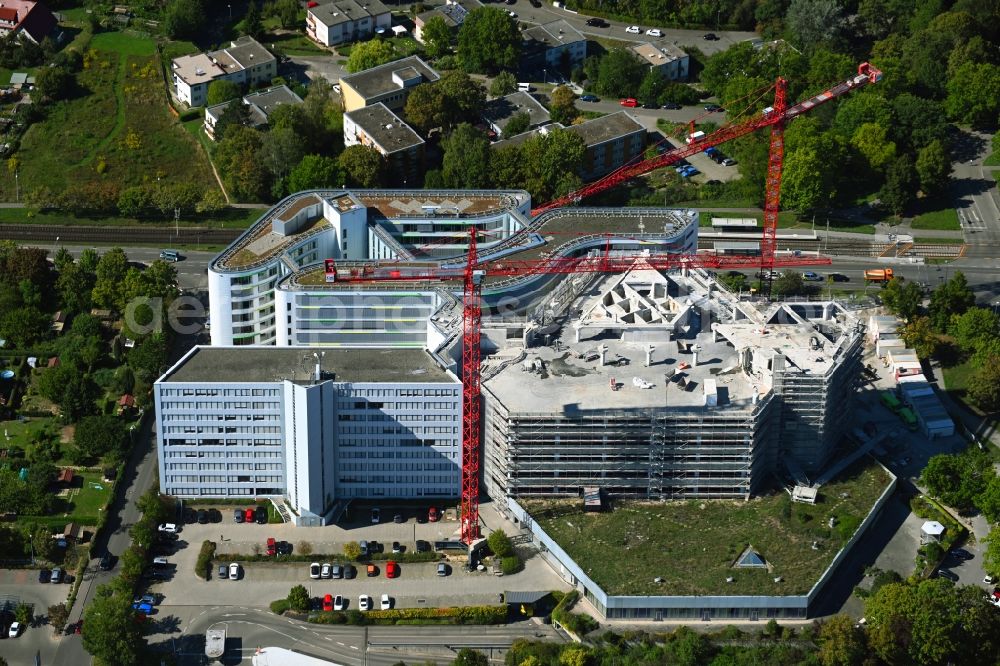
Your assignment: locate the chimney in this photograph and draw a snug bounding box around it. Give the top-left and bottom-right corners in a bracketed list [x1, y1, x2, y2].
[692, 344, 700, 367]
[599, 344, 607, 366]
[646, 344, 654, 367]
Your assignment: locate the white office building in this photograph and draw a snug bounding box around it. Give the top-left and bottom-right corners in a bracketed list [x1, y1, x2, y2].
[154, 346, 462, 525]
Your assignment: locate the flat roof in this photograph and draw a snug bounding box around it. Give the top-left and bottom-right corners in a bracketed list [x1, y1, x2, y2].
[345, 102, 424, 154]
[483, 92, 550, 133]
[309, 0, 389, 27]
[631, 41, 687, 65]
[172, 53, 224, 86]
[161, 346, 457, 384]
[711, 217, 757, 227]
[222, 36, 275, 69]
[522, 19, 585, 50]
[245, 85, 303, 116]
[340, 55, 440, 101]
[565, 111, 645, 146]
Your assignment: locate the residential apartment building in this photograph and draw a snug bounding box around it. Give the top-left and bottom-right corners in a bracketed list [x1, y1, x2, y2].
[414, 0, 479, 44]
[0, 0, 56, 44]
[204, 84, 304, 140]
[631, 42, 690, 81]
[482, 91, 550, 139]
[343, 103, 425, 184]
[172, 36, 277, 108]
[520, 19, 586, 73]
[154, 346, 462, 525]
[339, 55, 440, 113]
[306, 0, 391, 47]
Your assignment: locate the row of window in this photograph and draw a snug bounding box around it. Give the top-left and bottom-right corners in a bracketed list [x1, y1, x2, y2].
[167, 462, 283, 471]
[338, 475, 457, 485]
[163, 450, 282, 459]
[338, 462, 456, 472]
[168, 475, 283, 484]
[339, 449, 457, 459]
[161, 411, 280, 421]
[161, 389, 280, 398]
[337, 388, 459, 398]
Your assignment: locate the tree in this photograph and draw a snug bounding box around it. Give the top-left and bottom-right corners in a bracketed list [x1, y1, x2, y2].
[503, 112, 530, 138]
[487, 529, 514, 557]
[818, 614, 867, 666]
[490, 146, 523, 189]
[899, 316, 939, 358]
[287, 584, 310, 612]
[288, 155, 342, 193]
[423, 15, 454, 59]
[48, 603, 69, 634]
[338, 145, 386, 188]
[215, 126, 270, 201]
[851, 123, 896, 170]
[786, 0, 844, 50]
[549, 85, 577, 125]
[490, 71, 517, 97]
[977, 476, 1000, 524]
[457, 7, 520, 73]
[591, 49, 645, 98]
[879, 155, 917, 216]
[520, 128, 585, 201]
[881, 278, 923, 321]
[82, 586, 144, 666]
[436, 71, 487, 129]
[0, 306, 49, 348]
[442, 124, 492, 189]
[213, 100, 252, 143]
[267, 0, 300, 28]
[206, 80, 242, 107]
[945, 61, 1000, 128]
[637, 69, 667, 106]
[91, 247, 129, 310]
[75, 415, 129, 463]
[773, 271, 805, 296]
[346, 39, 396, 73]
[243, 0, 263, 39]
[259, 127, 307, 184]
[163, 0, 206, 40]
[33, 65, 73, 101]
[950, 307, 1000, 353]
[967, 362, 1000, 412]
[915, 139, 951, 197]
[343, 541, 362, 560]
[985, 526, 1000, 579]
[128, 332, 168, 385]
[453, 648, 489, 666]
[928, 271, 975, 331]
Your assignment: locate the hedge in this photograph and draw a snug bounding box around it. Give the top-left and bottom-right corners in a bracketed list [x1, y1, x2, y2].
[552, 590, 598, 636]
[270, 599, 290, 615]
[307, 605, 507, 626]
[501, 555, 522, 575]
[195, 540, 217, 580]
[215, 551, 441, 564]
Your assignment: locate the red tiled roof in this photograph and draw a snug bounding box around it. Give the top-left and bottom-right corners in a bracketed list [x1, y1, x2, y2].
[119, 394, 135, 407]
[0, 8, 18, 23]
[16, 2, 56, 44]
[57, 468, 74, 483]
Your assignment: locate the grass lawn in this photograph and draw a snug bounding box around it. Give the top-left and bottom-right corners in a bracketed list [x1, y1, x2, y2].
[0, 205, 262, 229]
[264, 31, 328, 56]
[985, 151, 1000, 167]
[993, 171, 999, 185]
[913, 236, 965, 244]
[524, 459, 892, 596]
[2, 38, 219, 203]
[50, 472, 114, 523]
[941, 359, 975, 400]
[910, 207, 960, 231]
[0, 416, 62, 454]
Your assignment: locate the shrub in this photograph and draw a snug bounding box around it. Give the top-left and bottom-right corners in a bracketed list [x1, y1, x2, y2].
[195, 540, 216, 580]
[487, 529, 514, 557]
[552, 590, 598, 636]
[344, 541, 361, 560]
[287, 584, 310, 612]
[501, 555, 522, 575]
[270, 599, 290, 615]
[307, 605, 507, 626]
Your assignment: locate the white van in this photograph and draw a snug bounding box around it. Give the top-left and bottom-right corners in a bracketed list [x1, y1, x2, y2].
[517, 82, 532, 93]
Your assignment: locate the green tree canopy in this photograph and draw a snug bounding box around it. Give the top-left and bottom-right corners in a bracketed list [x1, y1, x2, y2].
[881, 277, 923, 321]
[457, 7, 520, 73]
[520, 128, 585, 201]
[967, 360, 1000, 412]
[915, 139, 951, 196]
[346, 40, 397, 73]
[950, 307, 1000, 352]
[207, 80, 242, 107]
[215, 126, 270, 202]
[928, 271, 975, 331]
[549, 85, 577, 125]
[489, 71, 517, 98]
[287, 155, 343, 193]
[879, 155, 917, 215]
[163, 0, 206, 40]
[34, 65, 74, 102]
[338, 145, 387, 188]
[242, 0, 263, 39]
[422, 15, 454, 59]
[442, 124, 492, 189]
[82, 586, 144, 666]
[945, 61, 1000, 127]
[503, 111, 531, 138]
[75, 415, 129, 463]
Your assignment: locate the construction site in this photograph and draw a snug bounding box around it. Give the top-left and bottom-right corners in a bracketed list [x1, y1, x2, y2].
[482, 266, 864, 504]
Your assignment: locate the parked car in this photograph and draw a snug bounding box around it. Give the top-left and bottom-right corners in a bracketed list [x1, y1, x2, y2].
[322, 594, 333, 612]
[704, 103, 722, 112]
[358, 595, 371, 611]
[367, 564, 379, 577]
[99, 553, 114, 571]
[579, 94, 599, 102]
[266, 538, 276, 556]
[722, 157, 737, 166]
[428, 507, 440, 522]
[197, 510, 208, 524]
[8, 621, 21, 638]
[234, 509, 244, 523]
[984, 575, 996, 585]
[276, 541, 293, 556]
[51, 567, 63, 584]
[624, 25, 641, 34]
[380, 594, 392, 610]
[937, 569, 960, 582]
[646, 28, 662, 37]
[359, 540, 369, 556]
[830, 273, 850, 282]
[228, 563, 241, 580]
[183, 508, 196, 523]
[309, 562, 321, 579]
[219, 564, 228, 579]
[437, 563, 450, 577]
[703, 32, 720, 40]
[334, 594, 346, 611]
[803, 272, 823, 281]
[529, 0, 541, 7]
[392, 541, 402, 554]
[245, 508, 254, 522]
[132, 602, 153, 614]
[344, 564, 357, 579]
[38, 568, 51, 583]
[386, 561, 399, 578]
[393, 513, 404, 524]
[255, 506, 267, 524]
[951, 548, 974, 560]
[158, 523, 178, 533]
[371, 508, 381, 524]
[416, 540, 431, 553]
[585, 17, 608, 27]
[320, 563, 332, 579]
[152, 557, 169, 569]
[332, 564, 343, 579]
[133, 594, 156, 606]
[619, 98, 638, 107]
[662, 102, 682, 109]
[209, 509, 222, 523]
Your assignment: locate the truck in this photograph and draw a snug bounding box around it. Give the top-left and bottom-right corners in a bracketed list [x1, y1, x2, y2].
[206, 628, 226, 661]
[864, 268, 894, 283]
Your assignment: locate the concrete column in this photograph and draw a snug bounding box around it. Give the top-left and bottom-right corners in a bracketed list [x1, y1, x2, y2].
[599, 344, 607, 366]
[646, 345, 653, 367]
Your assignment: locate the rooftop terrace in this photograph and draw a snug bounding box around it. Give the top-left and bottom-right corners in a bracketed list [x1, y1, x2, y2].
[161, 346, 457, 384]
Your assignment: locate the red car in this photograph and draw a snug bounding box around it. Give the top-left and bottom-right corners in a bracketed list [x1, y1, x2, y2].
[386, 561, 399, 579]
[245, 508, 254, 522]
[428, 507, 440, 522]
[266, 537, 276, 556]
[322, 593, 333, 612]
[619, 98, 638, 107]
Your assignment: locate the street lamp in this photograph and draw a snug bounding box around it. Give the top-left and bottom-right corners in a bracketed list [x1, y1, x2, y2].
[228, 4, 232, 20]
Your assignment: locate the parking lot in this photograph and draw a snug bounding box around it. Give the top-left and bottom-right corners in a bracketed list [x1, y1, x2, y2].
[0, 567, 73, 663]
[141, 503, 569, 612]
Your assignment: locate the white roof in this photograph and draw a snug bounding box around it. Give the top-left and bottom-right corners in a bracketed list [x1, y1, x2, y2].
[252, 647, 336, 665]
[921, 520, 945, 535]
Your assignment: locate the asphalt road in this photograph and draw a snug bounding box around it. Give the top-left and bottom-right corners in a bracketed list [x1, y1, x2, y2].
[952, 130, 1000, 242]
[155, 605, 561, 666]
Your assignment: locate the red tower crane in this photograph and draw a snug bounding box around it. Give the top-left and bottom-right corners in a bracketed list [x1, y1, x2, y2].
[327, 62, 882, 543]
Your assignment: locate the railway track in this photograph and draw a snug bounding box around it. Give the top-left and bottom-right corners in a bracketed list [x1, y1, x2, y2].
[0, 224, 242, 245]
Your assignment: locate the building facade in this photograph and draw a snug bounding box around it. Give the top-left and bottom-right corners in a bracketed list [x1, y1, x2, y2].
[520, 19, 587, 73]
[204, 84, 304, 140]
[154, 346, 461, 524]
[343, 103, 425, 184]
[339, 55, 440, 113]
